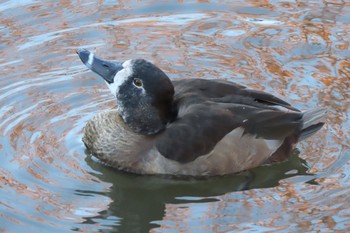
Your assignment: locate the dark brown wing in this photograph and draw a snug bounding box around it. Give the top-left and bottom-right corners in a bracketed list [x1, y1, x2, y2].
[171, 79, 299, 111]
[155, 79, 303, 163]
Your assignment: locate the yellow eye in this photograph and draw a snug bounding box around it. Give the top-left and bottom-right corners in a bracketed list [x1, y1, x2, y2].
[133, 78, 143, 87]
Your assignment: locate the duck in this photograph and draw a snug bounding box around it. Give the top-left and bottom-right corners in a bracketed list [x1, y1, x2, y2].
[77, 49, 326, 176]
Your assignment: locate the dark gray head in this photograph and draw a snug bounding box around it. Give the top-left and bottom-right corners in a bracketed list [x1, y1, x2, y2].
[77, 49, 175, 135]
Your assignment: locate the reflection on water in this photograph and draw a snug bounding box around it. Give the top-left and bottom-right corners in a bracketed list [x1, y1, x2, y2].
[82, 151, 312, 232]
[0, 1, 349, 232]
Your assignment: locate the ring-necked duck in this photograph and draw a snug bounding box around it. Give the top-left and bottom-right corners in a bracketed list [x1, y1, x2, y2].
[77, 49, 326, 176]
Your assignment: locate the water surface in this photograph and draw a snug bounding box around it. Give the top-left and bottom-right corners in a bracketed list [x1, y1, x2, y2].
[0, 1, 349, 232]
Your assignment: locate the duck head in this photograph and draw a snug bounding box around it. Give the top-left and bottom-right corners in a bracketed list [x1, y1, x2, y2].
[77, 49, 175, 135]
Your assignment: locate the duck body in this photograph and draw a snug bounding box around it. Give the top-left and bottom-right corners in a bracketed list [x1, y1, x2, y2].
[78, 49, 326, 176]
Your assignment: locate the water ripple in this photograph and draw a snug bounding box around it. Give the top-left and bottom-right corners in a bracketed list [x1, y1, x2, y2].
[0, 1, 349, 232]
[18, 13, 209, 51]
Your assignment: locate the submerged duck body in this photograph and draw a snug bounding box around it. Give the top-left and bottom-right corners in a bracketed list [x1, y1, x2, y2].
[77, 49, 326, 176]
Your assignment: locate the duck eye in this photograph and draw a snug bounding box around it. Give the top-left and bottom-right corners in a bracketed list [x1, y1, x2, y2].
[133, 78, 143, 87]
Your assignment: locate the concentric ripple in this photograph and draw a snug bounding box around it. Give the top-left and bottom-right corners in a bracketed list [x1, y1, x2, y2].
[0, 1, 349, 232]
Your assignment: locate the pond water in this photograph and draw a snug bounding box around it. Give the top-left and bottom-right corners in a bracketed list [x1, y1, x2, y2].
[0, 0, 350, 232]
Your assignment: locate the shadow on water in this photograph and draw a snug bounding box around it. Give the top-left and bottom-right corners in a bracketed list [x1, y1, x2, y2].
[75, 150, 316, 232]
[0, 1, 349, 232]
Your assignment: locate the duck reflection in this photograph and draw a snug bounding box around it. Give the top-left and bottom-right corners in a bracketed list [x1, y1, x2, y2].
[75, 150, 315, 233]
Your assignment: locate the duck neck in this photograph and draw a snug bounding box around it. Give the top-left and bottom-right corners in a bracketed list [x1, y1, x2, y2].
[117, 99, 175, 135]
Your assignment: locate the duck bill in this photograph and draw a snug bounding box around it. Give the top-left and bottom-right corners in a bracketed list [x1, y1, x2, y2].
[77, 49, 123, 84]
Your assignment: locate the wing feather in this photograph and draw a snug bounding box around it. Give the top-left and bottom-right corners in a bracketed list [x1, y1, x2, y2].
[156, 79, 303, 163]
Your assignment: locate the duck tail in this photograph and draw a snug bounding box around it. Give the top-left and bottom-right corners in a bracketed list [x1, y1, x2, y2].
[298, 107, 327, 142]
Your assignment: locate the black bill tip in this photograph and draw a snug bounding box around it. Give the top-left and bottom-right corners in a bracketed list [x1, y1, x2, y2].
[76, 49, 123, 84]
[77, 49, 93, 68]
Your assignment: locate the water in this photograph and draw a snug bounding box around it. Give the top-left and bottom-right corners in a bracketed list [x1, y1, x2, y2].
[0, 0, 349, 232]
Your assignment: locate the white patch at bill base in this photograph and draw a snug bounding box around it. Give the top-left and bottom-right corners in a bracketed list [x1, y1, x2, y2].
[106, 60, 133, 97]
